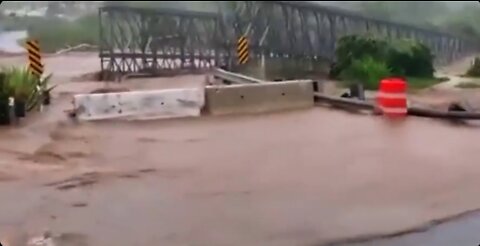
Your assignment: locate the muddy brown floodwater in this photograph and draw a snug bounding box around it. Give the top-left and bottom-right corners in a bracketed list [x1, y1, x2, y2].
[1, 52, 480, 246]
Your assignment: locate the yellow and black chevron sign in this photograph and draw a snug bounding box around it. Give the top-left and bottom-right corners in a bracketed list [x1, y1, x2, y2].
[236, 36, 249, 65]
[25, 39, 44, 78]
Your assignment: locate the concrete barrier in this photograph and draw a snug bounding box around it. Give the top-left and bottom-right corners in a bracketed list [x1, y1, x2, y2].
[73, 88, 204, 121]
[205, 81, 314, 115]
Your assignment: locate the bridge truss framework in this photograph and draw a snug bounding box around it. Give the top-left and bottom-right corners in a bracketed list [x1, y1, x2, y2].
[99, 1, 478, 76]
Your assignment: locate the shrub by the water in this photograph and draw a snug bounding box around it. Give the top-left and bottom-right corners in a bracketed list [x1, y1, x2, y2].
[331, 35, 436, 89]
[465, 57, 480, 77]
[386, 39, 434, 78]
[0, 67, 54, 114]
[330, 35, 389, 78]
[339, 56, 392, 90]
[0, 73, 10, 124]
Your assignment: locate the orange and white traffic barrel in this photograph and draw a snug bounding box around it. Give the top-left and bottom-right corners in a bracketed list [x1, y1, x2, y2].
[376, 77, 408, 117]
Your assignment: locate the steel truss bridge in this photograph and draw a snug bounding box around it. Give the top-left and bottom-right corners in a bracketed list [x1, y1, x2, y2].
[98, 1, 478, 76]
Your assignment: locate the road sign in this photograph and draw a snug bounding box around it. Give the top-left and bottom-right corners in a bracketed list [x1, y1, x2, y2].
[236, 36, 249, 65]
[25, 39, 44, 78]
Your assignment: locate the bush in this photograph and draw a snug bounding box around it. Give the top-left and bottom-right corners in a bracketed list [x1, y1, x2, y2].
[465, 57, 480, 77]
[3, 66, 37, 102]
[330, 35, 389, 78]
[387, 39, 434, 77]
[339, 56, 392, 90]
[331, 35, 435, 79]
[0, 67, 54, 111]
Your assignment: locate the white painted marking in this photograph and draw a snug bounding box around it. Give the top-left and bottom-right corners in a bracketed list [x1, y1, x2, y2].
[376, 92, 407, 99]
[380, 106, 407, 114]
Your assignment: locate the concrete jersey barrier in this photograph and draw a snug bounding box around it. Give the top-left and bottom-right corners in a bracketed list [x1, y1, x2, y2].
[205, 80, 314, 115]
[73, 88, 205, 121]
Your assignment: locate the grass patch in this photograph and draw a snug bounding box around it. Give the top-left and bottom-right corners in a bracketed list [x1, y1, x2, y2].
[0, 66, 54, 113]
[465, 57, 480, 78]
[455, 81, 480, 89]
[336, 77, 446, 92]
[339, 56, 392, 90]
[336, 76, 448, 91]
[406, 76, 449, 90]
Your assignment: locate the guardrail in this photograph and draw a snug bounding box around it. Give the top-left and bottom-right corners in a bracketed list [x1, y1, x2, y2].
[212, 68, 265, 84]
[214, 69, 480, 120]
[314, 92, 480, 120]
[314, 93, 374, 110]
[212, 68, 314, 85]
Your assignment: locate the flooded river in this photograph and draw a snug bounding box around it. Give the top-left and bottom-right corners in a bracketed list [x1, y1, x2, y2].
[0, 52, 480, 246]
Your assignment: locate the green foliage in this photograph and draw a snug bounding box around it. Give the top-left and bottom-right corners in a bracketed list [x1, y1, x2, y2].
[330, 35, 389, 78]
[466, 58, 480, 77]
[27, 74, 55, 111]
[406, 77, 448, 90]
[0, 66, 55, 111]
[386, 39, 434, 77]
[332, 35, 435, 81]
[0, 73, 9, 100]
[2, 66, 37, 100]
[332, 35, 438, 90]
[339, 56, 392, 90]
